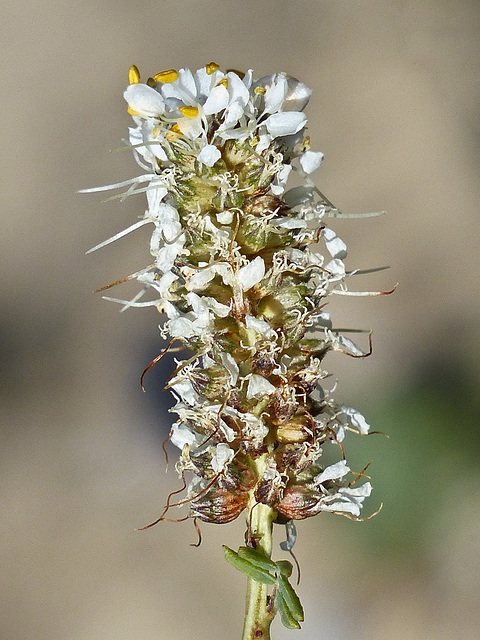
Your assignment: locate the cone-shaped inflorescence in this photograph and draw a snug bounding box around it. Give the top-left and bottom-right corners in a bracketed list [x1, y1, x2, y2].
[87, 63, 381, 532]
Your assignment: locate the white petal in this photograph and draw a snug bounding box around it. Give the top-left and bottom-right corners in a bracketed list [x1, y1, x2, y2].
[283, 77, 312, 111]
[264, 74, 288, 113]
[340, 407, 370, 434]
[315, 460, 350, 484]
[177, 116, 203, 140]
[124, 84, 165, 117]
[188, 266, 216, 291]
[237, 256, 265, 290]
[321, 501, 360, 516]
[163, 300, 180, 320]
[154, 241, 184, 273]
[272, 217, 307, 229]
[245, 315, 276, 339]
[176, 68, 196, 99]
[340, 483, 372, 499]
[324, 258, 346, 279]
[170, 379, 198, 405]
[218, 418, 236, 443]
[264, 112, 307, 137]
[255, 132, 272, 153]
[202, 296, 230, 318]
[221, 353, 239, 384]
[270, 164, 292, 195]
[226, 72, 250, 106]
[146, 184, 169, 212]
[323, 228, 347, 259]
[216, 210, 234, 224]
[284, 185, 315, 208]
[138, 270, 178, 296]
[211, 443, 234, 474]
[195, 67, 224, 102]
[299, 150, 324, 174]
[170, 317, 195, 338]
[170, 423, 197, 450]
[335, 334, 364, 357]
[197, 144, 221, 166]
[221, 101, 245, 129]
[247, 374, 276, 399]
[203, 84, 229, 114]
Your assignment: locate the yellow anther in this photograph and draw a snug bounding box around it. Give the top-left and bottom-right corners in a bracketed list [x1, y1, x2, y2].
[178, 105, 199, 119]
[152, 125, 161, 138]
[254, 86, 266, 95]
[166, 124, 182, 142]
[146, 77, 156, 88]
[217, 78, 229, 89]
[303, 136, 311, 150]
[205, 62, 219, 75]
[127, 105, 141, 117]
[128, 65, 141, 84]
[153, 69, 179, 83]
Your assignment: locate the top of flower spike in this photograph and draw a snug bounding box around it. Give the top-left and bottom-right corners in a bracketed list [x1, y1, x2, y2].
[123, 63, 322, 170]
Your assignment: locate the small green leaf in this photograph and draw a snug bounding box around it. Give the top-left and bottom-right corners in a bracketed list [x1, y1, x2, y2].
[277, 574, 304, 622]
[223, 546, 276, 585]
[275, 589, 301, 629]
[237, 546, 278, 573]
[275, 560, 293, 577]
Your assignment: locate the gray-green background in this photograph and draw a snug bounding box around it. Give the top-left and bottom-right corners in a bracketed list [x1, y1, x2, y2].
[2, 1, 479, 638]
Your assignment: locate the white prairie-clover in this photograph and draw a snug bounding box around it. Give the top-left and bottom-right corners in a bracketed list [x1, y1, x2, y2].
[84, 63, 392, 640]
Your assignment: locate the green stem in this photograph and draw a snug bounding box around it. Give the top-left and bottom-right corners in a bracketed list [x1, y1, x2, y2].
[242, 464, 276, 640]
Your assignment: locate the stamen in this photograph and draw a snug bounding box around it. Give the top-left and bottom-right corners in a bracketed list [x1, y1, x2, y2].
[166, 123, 182, 141]
[178, 105, 199, 119]
[128, 65, 140, 84]
[154, 68, 179, 83]
[205, 62, 219, 75]
[127, 105, 141, 117]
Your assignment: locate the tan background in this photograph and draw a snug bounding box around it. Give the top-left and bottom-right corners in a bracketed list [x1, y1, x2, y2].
[2, 1, 479, 638]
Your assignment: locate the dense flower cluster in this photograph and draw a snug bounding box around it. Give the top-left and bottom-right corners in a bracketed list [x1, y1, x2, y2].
[87, 63, 380, 529]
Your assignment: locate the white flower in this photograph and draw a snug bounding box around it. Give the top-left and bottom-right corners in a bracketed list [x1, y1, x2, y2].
[321, 483, 372, 516]
[264, 111, 307, 137]
[339, 407, 371, 434]
[197, 144, 221, 166]
[211, 443, 235, 474]
[246, 374, 276, 399]
[299, 150, 324, 174]
[315, 460, 350, 484]
[237, 256, 265, 290]
[221, 353, 239, 385]
[245, 315, 276, 339]
[124, 83, 165, 117]
[170, 422, 199, 450]
[323, 228, 347, 259]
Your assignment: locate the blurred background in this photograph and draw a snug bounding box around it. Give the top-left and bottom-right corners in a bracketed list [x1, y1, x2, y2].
[2, 1, 479, 638]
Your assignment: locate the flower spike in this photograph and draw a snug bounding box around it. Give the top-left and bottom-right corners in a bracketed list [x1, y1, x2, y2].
[87, 63, 389, 639]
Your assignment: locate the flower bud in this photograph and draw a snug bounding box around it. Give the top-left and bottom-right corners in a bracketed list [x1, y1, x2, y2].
[276, 413, 312, 444]
[276, 484, 322, 520]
